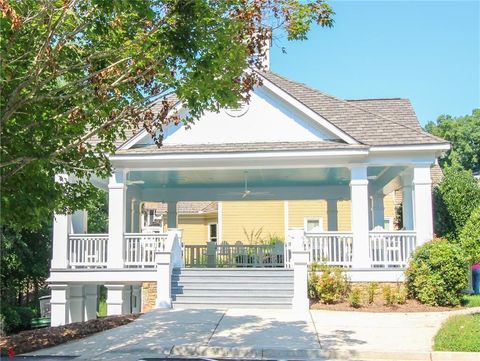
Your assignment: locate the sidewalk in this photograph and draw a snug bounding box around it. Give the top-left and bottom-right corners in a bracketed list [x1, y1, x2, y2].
[28, 307, 480, 360]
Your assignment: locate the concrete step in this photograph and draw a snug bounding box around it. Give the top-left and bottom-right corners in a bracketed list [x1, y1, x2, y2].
[171, 287, 293, 297]
[172, 300, 292, 309]
[172, 274, 293, 283]
[173, 268, 292, 276]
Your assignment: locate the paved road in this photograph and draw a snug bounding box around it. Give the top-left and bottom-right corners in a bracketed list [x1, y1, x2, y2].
[27, 307, 479, 361]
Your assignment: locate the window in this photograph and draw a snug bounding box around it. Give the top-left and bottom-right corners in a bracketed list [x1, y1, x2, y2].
[208, 223, 218, 242]
[384, 217, 393, 231]
[141, 204, 163, 232]
[304, 218, 323, 232]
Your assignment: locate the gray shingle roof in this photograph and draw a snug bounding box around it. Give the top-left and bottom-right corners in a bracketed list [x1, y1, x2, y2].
[116, 141, 367, 155]
[260, 71, 446, 146]
[143, 201, 217, 214]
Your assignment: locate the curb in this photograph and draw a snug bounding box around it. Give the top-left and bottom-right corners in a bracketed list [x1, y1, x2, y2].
[167, 345, 479, 361]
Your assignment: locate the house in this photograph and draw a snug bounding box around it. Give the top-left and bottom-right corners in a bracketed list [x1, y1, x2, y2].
[47, 65, 450, 326]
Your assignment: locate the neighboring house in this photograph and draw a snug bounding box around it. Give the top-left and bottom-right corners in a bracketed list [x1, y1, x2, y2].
[48, 62, 450, 325]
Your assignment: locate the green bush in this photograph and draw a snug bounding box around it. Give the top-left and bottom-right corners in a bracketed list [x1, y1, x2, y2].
[348, 288, 362, 308]
[406, 239, 469, 306]
[0, 306, 35, 334]
[459, 206, 480, 264]
[382, 285, 394, 306]
[433, 164, 480, 239]
[366, 282, 378, 304]
[308, 264, 349, 304]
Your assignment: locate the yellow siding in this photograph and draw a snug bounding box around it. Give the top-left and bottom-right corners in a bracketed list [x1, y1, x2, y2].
[178, 214, 218, 245]
[221, 201, 284, 243]
[287, 200, 328, 230]
[383, 192, 396, 219]
[337, 200, 352, 231]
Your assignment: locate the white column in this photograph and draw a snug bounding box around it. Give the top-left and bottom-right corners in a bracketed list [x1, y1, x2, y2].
[402, 169, 414, 230]
[132, 285, 141, 313]
[156, 251, 172, 308]
[50, 284, 69, 326]
[106, 284, 125, 315]
[217, 201, 223, 243]
[51, 174, 71, 269]
[350, 167, 370, 268]
[372, 194, 385, 228]
[108, 170, 125, 268]
[68, 285, 85, 323]
[167, 201, 177, 228]
[291, 250, 309, 311]
[84, 285, 98, 321]
[122, 286, 132, 314]
[413, 166, 433, 245]
[327, 199, 338, 231]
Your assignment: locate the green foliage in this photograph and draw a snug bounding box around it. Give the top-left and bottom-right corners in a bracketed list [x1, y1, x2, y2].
[382, 285, 394, 306]
[308, 264, 349, 304]
[1, 0, 334, 232]
[242, 227, 264, 244]
[433, 164, 480, 239]
[406, 239, 469, 306]
[461, 295, 480, 308]
[0, 305, 36, 334]
[425, 109, 480, 172]
[348, 288, 362, 308]
[434, 314, 480, 352]
[395, 285, 407, 305]
[366, 282, 378, 304]
[87, 190, 108, 233]
[458, 206, 480, 264]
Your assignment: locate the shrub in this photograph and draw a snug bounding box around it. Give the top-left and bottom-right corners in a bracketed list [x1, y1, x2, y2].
[406, 239, 469, 306]
[308, 271, 319, 300]
[0, 305, 35, 334]
[459, 206, 480, 265]
[348, 288, 362, 308]
[433, 164, 480, 239]
[309, 264, 349, 304]
[366, 282, 378, 304]
[382, 285, 394, 306]
[395, 285, 407, 305]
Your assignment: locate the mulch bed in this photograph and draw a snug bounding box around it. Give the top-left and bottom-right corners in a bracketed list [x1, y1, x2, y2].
[310, 299, 463, 312]
[0, 314, 140, 357]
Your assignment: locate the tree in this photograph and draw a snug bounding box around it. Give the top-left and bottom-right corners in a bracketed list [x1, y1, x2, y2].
[459, 206, 480, 265]
[433, 163, 480, 239]
[425, 109, 480, 172]
[0, 0, 334, 231]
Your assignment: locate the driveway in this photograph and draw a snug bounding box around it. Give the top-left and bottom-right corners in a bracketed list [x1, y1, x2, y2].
[28, 307, 478, 361]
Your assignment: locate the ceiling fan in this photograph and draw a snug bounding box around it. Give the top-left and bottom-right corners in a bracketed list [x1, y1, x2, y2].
[219, 172, 272, 199]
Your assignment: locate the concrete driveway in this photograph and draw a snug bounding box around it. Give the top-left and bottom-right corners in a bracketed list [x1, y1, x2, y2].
[28, 307, 479, 361]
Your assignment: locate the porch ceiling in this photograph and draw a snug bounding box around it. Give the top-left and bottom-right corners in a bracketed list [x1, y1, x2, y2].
[127, 166, 405, 190]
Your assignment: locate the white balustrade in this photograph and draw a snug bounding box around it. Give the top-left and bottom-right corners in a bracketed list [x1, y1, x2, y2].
[184, 241, 284, 268]
[304, 232, 353, 267]
[124, 233, 168, 267]
[369, 231, 417, 267]
[68, 234, 108, 268]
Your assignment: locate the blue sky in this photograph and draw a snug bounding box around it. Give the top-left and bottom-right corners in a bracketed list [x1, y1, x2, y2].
[269, 0, 480, 126]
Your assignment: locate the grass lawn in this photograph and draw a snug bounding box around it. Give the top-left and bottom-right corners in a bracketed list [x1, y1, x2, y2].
[434, 313, 480, 352]
[461, 294, 480, 308]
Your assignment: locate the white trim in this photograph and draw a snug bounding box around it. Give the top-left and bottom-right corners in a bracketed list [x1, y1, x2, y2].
[370, 143, 450, 152]
[217, 202, 223, 243]
[207, 222, 218, 243]
[258, 74, 358, 145]
[119, 100, 183, 150]
[304, 217, 324, 232]
[383, 217, 394, 231]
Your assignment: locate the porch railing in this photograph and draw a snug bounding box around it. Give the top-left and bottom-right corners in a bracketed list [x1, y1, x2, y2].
[369, 231, 417, 268]
[124, 233, 168, 267]
[184, 242, 284, 268]
[68, 234, 108, 268]
[304, 232, 354, 267]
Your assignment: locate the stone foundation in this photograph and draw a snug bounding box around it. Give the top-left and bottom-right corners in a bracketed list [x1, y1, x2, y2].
[142, 282, 156, 312]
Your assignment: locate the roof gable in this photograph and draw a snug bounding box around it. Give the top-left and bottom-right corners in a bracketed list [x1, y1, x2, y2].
[130, 86, 353, 148]
[260, 71, 446, 146]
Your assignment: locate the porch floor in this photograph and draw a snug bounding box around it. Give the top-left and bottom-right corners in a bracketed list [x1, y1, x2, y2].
[27, 307, 477, 360]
